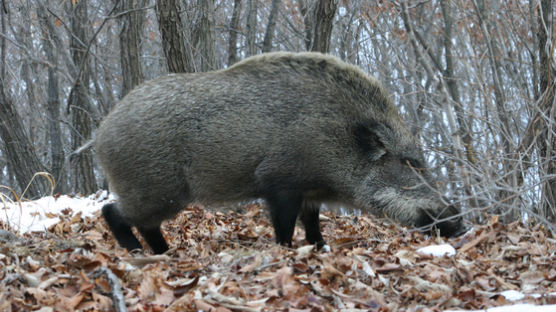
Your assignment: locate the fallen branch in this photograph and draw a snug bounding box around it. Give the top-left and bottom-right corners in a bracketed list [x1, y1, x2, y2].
[91, 266, 127, 312]
[121, 254, 172, 266]
[458, 230, 493, 253]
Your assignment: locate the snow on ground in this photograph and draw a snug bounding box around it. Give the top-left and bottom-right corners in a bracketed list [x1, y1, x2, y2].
[0, 190, 114, 233]
[445, 304, 556, 312]
[0, 194, 554, 311]
[417, 243, 457, 257]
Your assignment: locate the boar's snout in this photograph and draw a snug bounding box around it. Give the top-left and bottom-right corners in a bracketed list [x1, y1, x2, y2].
[417, 205, 467, 238]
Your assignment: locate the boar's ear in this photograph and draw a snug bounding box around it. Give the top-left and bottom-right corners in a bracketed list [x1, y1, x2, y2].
[354, 121, 387, 161]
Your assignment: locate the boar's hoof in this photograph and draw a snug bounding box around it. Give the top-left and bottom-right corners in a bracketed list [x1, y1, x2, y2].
[314, 240, 326, 250]
[102, 203, 169, 254]
[136, 227, 169, 254]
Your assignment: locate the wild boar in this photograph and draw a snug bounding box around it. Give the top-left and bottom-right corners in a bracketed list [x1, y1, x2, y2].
[95, 52, 465, 254]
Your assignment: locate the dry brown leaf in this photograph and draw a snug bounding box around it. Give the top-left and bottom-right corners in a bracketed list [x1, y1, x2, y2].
[195, 299, 216, 311]
[240, 254, 263, 273]
[137, 274, 157, 300]
[321, 264, 346, 282]
[520, 271, 545, 285]
[2, 203, 554, 311]
[272, 266, 299, 298]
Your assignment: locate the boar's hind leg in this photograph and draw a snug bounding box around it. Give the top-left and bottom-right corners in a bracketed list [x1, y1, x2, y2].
[136, 226, 169, 254]
[299, 203, 325, 249]
[102, 203, 142, 251]
[264, 191, 302, 247]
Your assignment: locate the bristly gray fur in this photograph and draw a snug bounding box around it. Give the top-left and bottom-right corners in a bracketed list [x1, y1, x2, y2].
[95, 52, 463, 250]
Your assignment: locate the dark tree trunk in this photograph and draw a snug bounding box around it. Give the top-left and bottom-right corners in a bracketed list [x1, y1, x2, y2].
[12, 23, 40, 144]
[0, 93, 51, 198]
[68, 0, 98, 195]
[156, 0, 194, 73]
[197, 0, 216, 71]
[228, 0, 242, 66]
[0, 1, 50, 198]
[119, 0, 145, 96]
[38, 5, 66, 194]
[262, 0, 281, 52]
[311, 0, 337, 53]
[246, 0, 258, 56]
[536, 0, 555, 221]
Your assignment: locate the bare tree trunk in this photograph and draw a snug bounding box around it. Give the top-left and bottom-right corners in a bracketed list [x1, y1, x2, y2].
[0, 1, 50, 198]
[156, 0, 194, 73]
[311, 0, 337, 53]
[119, 0, 145, 96]
[197, 0, 216, 71]
[228, 0, 242, 65]
[12, 22, 40, 144]
[246, 0, 258, 56]
[400, 0, 474, 212]
[473, 0, 518, 220]
[440, 1, 480, 210]
[38, 5, 66, 194]
[262, 0, 281, 52]
[68, 0, 98, 195]
[338, 2, 361, 63]
[0, 96, 51, 198]
[537, 0, 555, 221]
[299, 0, 313, 50]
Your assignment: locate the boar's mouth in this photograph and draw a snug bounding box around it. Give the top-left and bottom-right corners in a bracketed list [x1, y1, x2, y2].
[416, 207, 467, 238]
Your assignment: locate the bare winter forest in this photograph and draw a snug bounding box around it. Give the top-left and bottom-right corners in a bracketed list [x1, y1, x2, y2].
[1, 1, 556, 311]
[1, 0, 554, 227]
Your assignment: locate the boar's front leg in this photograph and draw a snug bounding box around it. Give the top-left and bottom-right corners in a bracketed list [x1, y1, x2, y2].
[264, 190, 302, 247]
[299, 202, 325, 249]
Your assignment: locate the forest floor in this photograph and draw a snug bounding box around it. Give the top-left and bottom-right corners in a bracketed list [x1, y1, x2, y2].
[0, 194, 555, 311]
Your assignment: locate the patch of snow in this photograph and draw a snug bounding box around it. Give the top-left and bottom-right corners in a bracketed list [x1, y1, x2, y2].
[501, 290, 525, 301]
[498, 290, 556, 302]
[0, 191, 114, 233]
[444, 304, 556, 312]
[417, 244, 456, 257]
[531, 292, 556, 299]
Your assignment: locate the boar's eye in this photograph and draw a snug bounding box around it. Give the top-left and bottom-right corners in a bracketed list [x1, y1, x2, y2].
[402, 157, 423, 169]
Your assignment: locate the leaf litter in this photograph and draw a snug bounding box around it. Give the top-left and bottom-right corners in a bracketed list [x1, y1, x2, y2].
[0, 197, 555, 311]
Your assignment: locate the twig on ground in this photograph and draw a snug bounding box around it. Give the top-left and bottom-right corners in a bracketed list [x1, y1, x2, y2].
[91, 266, 127, 312]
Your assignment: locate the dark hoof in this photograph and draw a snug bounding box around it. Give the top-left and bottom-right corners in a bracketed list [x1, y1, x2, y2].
[315, 240, 326, 250]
